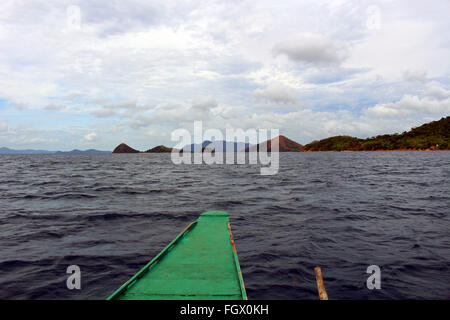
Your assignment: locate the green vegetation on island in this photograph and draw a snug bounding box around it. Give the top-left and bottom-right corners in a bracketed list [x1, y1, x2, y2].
[302, 116, 450, 151]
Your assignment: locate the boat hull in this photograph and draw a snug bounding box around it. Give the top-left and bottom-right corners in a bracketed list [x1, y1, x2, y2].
[107, 211, 247, 300]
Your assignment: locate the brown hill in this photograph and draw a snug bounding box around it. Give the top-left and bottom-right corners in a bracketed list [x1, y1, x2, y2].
[112, 143, 140, 153]
[245, 135, 303, 152]
[145, 145, 173, 153]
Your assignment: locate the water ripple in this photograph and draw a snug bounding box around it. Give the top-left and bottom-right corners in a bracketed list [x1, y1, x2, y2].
[0, 152, 449, 299]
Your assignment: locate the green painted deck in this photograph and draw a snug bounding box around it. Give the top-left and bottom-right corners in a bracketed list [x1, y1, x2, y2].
[107, 211, 247, 300]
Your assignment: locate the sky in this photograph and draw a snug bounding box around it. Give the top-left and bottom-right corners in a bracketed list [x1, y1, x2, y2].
[0, 0, 449, 151]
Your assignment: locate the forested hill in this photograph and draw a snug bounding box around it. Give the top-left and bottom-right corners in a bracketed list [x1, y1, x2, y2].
[302, 116, 450, 151]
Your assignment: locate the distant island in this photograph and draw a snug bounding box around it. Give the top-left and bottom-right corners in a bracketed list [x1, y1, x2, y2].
[112, 143, 140, 153]
[54, 149, 111, 154]
[0, 147, 110, 155]
[112, 143, 175, 153]
[112, 136, 302, 153]
[146, 145, 174, 153]
[245, 135, 303, 152]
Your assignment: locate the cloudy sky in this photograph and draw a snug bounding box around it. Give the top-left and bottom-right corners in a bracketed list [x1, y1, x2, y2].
[0, 0, 449, 150]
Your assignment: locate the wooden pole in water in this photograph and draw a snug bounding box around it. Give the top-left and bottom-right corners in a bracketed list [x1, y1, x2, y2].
[314, 266, 328, 300]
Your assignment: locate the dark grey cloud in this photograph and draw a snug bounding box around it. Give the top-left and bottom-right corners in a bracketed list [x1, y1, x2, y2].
[253, 84, 298, 105]
[45, 104, 66, 111]
[273, 34, 346, 65]
[91, 107, 117, 118]
[191, 96, 218, 110]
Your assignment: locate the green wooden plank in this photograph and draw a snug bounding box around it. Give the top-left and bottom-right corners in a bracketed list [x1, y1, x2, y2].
[107, 211, 247, 300]
[118, 294, 243, 300]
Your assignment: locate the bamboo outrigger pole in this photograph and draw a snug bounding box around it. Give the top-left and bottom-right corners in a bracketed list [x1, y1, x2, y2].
[314, 266, 328, 300]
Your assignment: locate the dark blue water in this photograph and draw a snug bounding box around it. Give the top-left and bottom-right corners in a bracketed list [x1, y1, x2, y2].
[0, 152, 449, 299]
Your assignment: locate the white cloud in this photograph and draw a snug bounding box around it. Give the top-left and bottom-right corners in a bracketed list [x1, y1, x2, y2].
[304, 67, 370, 84]
[425, 82, 450, 100]
[29, 137, 59, 144]
[349, 14, 450, 82]
[365, 95, 450, 118]
[90, 100, 152, 118]
[149, 97, 219, 125]
[227, 108, 429, 144]
[0, 120, 7, 132]
[0, 124, 63, 148]
[403, 69, 427, 83]
[82, 132, 97, 142]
